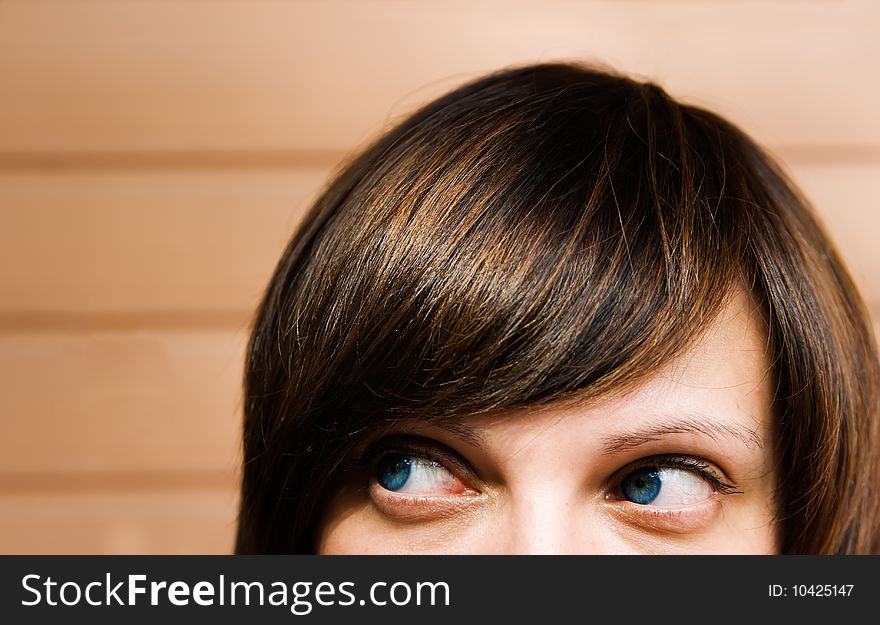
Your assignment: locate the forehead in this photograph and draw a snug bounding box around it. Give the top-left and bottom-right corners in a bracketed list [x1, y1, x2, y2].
[609, 287, 774, 446]
[640, 288, 773, 407]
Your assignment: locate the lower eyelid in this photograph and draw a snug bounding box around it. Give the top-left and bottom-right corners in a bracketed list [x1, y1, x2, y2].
[604, 496, 723, 534]
[368, 483, 485, 522]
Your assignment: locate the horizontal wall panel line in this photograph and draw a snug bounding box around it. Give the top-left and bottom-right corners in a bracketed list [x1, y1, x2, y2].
[1, 146, 880, 173]
[772, 145, 880, 164]
[0, 310, 255, 333]
[0, 149, 347, 172]
[0, 470, 237, 494]
[0, 331, 244, 474]
[0, 303, 877, 335]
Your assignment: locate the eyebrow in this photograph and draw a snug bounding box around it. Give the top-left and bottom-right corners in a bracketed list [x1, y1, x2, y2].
[599, 412, 763, 455]
[431, 420, 487, 449]
[428, 410, 762, 455]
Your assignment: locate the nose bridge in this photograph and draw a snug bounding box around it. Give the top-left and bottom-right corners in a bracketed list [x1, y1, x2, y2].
[501, 487, 590, 555]
[484, 425, 613, 554]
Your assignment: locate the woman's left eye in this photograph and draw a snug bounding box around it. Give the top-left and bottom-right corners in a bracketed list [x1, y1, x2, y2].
[616, 466, 715, 507]
[375, 453, 468, 496]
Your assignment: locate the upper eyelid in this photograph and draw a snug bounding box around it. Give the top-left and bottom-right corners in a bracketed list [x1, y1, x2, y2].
[611, 455, 739, 493]
[358, 435, 476, 480]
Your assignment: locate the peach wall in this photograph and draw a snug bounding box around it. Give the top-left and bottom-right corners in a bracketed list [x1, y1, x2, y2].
[1, 0, 878, 553]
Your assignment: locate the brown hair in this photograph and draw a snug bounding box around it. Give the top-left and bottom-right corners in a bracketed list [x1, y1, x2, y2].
[236, 63, 880, 554]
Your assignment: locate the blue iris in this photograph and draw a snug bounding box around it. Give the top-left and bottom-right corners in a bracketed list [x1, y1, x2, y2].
[620, 468, 662, 504]
[377, 454, 413, 491]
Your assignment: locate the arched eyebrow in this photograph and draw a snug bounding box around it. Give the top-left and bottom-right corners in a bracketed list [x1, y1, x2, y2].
[599, 412, 763, 455]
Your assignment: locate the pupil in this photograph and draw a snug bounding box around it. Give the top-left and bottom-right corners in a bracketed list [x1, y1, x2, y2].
[376, 454, 413, 491]
[621, 468, 662, 505]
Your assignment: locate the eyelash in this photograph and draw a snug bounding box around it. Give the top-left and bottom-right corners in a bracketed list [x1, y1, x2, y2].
[612, 455, 741, 497]
[356, 437, 740, 499]
[355, 440, 469, 481]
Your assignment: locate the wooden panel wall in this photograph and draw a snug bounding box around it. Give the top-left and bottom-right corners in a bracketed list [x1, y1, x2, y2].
[1, 0, 878, 554]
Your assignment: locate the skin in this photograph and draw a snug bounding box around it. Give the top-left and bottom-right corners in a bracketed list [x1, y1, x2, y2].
[317, 289, 780, 554]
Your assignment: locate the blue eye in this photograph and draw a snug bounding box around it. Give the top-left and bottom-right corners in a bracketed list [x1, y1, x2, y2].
[620, 468, 662, 504]
[376, 454, 413, 491]
[618, 465, 716, 507]
[374, 452, 468, 495]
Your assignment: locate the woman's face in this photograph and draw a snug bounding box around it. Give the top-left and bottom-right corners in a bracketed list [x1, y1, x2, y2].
[317, 290, 780, 554]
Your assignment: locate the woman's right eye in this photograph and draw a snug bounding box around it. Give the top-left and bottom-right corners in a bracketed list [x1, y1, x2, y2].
[375, 452, 469, 496]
